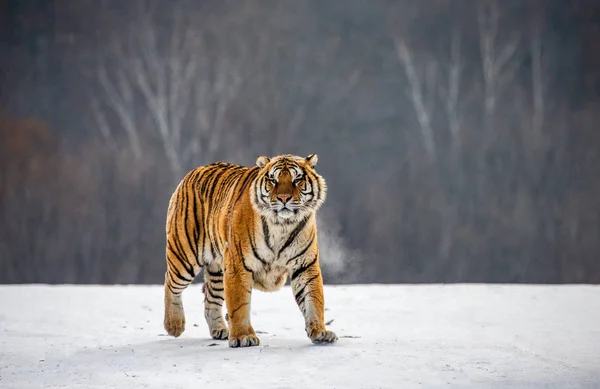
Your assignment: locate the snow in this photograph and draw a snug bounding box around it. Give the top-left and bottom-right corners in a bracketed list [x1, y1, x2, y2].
[1, 284, 599, 388]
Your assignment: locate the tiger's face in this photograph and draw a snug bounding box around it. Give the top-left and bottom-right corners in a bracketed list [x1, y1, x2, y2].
[252, 154, 327, 222]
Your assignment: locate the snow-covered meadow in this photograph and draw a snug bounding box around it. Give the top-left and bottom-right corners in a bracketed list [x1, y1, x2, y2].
[1, 284, 599, 388]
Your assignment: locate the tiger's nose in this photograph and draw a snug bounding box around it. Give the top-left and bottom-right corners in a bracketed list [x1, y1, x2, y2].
[277, 194, 291, 204]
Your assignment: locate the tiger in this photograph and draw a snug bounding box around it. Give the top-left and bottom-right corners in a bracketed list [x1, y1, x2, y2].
[163, 153, 337, 347]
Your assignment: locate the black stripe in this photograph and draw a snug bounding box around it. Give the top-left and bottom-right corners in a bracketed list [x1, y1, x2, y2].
[166, 256, 193, 283]
[205, 169, 228, 254]
[169, 281, 188, 289]
[256, 176, 266, 200]
[232, 167, 259, 206]
[286, 229, 315, 265]
[169, 275, 188, 288]
[167, 242, 190, 275]
[210, 243, 217, 262]
[190, 185, 201, 265]
[171, 189, 191, 266]
[198, 204, 207, 265]
[296, 293, 306, 308]
[279, 216, 309, 255]
[261, 217, 273, 252]
[211, 286, 224, 291]
[167, 261, 192, 284]
[304, 171, 317, 197]
[169, 204, 194, 270]
[206, 168, 228, 203]
[235, 240, 253, 274]
[206, 269, 223, 277]
[220, 168, 243, 194]
[182, 188, 198, 262]
[204, 297, 223, 306]
[294, 286, 306, 305]
[190, 173, 201, 255]
[168, 285, 183, 295]
[204, 189, 216, 260]
[167, 240, 194, 276]
[173, 236, 196, 277]
[249, 231, 267, 265]
[231, 168, 253, 205]
[291, 255, 317, 281]
[206, 288, 225, 301]
[198, 165, 221, 194]
[230, 302, 249, 319]
[242, 257, 253, 273]
[199, 167, 221, 259]
[188, 169, 202, 184]
[293, 274, 319, 306]
[167, 240, 195, 277]
[303, 273, 320, 288]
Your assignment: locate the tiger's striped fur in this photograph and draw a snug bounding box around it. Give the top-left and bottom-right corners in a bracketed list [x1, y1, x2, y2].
[163, 153, 337, 347]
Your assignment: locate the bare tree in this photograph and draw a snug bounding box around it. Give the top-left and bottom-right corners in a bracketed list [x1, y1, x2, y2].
[130, 4, 197, 177]
[90, 1, 204, 178]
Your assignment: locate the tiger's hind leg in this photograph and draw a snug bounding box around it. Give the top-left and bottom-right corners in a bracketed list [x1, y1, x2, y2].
[203, 261, 229, 340]
[163, 180, 204, 338]
[163, 246, 200, 337]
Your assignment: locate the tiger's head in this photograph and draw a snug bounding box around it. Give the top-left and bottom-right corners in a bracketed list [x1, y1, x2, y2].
[251, 153, 327, 223]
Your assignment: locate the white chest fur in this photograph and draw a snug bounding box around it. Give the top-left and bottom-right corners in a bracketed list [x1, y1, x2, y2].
[245, 216, 314, 291]
[263, 217, 311, 261]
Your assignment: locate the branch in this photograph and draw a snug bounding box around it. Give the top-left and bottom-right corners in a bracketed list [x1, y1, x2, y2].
[97, 62, 142, 159]
[531, 19, 544, 135]
[395, 39, 436, 158]
[444, 29, 462, 148]
[89, 96, 117, 152]
[477, 0, 520, 129]
[166, 10, 198, 151]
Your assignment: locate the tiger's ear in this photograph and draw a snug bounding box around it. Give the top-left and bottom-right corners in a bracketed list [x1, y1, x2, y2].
[306, 153, 318, 168]
[256, 156, 270, 168]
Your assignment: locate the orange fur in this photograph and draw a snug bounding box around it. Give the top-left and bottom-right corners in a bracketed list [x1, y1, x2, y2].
[163, 154, 337, 347]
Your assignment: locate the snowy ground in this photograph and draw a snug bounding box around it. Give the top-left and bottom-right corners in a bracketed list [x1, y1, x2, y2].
[1, 284, 599, 389]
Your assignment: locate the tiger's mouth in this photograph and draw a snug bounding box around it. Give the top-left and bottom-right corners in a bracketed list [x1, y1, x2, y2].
[266, 199, 305, 219]
[277, 209, 294, 219]
[273, 205, 298, 219]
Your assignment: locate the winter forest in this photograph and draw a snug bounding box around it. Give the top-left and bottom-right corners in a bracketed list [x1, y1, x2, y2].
[1, 0, 599, 285]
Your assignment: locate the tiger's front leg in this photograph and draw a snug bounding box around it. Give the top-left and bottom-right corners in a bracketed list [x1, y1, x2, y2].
[224, 249, 260, 348]
[290, 254, 337, 344]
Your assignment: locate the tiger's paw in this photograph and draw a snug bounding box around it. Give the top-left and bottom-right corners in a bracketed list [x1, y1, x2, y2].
[164, 315, 185, 338]
[310, 330, 338, 344]
[228, 334, 260, 348]
[210, 327, 229, 340]
[307, 325, 338, 345]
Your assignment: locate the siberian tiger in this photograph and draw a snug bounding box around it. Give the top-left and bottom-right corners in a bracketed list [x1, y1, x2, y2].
[163, 153, 337, 347]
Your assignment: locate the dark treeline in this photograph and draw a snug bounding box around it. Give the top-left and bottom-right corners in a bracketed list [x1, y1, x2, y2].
[1, 0, 600, 284]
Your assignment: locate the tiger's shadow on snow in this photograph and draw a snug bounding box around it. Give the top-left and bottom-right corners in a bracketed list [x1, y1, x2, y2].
[68, 333, 339, 368]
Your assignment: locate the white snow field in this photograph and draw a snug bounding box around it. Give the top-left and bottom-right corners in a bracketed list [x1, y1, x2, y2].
[1, 284, 599, 389]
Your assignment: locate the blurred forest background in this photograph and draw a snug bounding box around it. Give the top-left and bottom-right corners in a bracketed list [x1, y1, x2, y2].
[1, 0, 600, 284]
